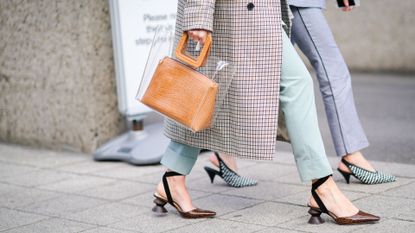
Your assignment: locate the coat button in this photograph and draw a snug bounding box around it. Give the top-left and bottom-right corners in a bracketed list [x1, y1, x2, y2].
[247, 2, 255, 11]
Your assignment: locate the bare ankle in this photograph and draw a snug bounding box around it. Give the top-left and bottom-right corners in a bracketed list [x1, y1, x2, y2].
[343, 151, 363, 161]
[218, 153, 238, 172]
[209, 153, 219, 167]
[340, 151, 376, 172]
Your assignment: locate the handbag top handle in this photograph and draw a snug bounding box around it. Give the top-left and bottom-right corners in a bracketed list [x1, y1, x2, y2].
[175, 32, 212, 68]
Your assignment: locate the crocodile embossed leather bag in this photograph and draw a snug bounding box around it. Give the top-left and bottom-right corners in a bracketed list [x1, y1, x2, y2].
[139, 33, 218, 132]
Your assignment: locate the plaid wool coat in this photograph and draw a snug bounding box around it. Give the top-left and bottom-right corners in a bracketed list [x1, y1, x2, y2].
[164, 0, 292, 160]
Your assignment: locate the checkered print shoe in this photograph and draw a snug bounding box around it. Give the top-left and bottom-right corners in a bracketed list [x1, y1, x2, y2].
[338, 158, 396, 185]
[204, 152, 257, 188]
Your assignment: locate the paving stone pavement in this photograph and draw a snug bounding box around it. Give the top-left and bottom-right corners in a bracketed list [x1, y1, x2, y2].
[0, 143, 414, 233]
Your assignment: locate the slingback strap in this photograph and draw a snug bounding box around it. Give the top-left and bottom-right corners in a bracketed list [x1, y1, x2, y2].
[210, 151, 257, 188]
[214, 152, 224, 164]
[311, 174, 332, 214]
[341, 158, 354, 168]
[162, 171, 183, 206]
[214, 152, 230, 173]
[341, 157, 376, 173]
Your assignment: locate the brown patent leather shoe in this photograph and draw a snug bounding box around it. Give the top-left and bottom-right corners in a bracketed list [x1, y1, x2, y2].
[308, 175, 380, 225]
[308, 206, 380, 225]
[152, 171, 216, 219]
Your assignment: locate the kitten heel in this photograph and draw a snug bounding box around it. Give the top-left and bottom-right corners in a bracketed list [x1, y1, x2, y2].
[337, 168, 351, 184]
[204, 166, 219, 183]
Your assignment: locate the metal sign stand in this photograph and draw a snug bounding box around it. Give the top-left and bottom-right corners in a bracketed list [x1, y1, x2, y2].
[93, 117, 169, 165]
[93, 0, 176, 165]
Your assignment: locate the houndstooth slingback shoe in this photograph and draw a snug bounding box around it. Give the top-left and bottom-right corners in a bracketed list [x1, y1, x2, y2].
[204, 152, 257, 188]
[337, 158, 396, 185]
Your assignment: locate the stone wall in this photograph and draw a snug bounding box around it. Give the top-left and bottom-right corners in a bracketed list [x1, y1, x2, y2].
[0, 0, 413, 153]
[0, 0, 123, 153]
[323, 0, 415, 72]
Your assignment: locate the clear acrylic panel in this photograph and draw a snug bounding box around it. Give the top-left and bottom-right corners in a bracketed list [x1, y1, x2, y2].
[136, 26, 175, 101]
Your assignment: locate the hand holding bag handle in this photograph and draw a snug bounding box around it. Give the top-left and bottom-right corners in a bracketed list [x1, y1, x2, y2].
[175, 32, 212, 68]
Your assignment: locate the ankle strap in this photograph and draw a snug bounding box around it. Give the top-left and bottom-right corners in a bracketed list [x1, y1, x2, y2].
[162, 171, 183, 205]
[164, 171, 182, 178]
[312, 174, 332, 190]
[311, 174, 332, 214]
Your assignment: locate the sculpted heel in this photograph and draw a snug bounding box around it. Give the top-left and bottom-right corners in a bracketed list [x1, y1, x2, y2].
[308, 174, 380, 225]
[152, 197, 168, 215]
[308, 207, 325, 224]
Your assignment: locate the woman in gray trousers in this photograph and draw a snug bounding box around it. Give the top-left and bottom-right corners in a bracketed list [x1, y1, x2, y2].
[288, 0, 395, 184]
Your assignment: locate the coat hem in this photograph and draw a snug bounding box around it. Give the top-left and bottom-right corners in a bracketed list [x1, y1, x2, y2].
[163, 129, 277, 161]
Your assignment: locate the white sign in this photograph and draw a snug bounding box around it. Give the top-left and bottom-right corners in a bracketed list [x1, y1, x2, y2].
[109, 0, 178, 116]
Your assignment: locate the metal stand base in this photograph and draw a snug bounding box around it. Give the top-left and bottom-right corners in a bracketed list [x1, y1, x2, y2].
[93, 121, 169, 165]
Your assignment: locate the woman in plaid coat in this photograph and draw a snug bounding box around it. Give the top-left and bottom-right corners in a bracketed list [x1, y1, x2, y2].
[152, 0, 380, 224]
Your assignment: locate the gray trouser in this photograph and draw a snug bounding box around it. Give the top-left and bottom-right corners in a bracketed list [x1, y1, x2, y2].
[290, 6, 369, 156]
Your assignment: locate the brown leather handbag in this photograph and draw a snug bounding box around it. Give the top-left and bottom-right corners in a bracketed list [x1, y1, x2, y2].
[140, 33, 218, 132]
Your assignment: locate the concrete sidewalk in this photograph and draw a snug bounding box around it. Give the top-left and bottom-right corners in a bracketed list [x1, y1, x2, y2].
[0, 143, 414, 233]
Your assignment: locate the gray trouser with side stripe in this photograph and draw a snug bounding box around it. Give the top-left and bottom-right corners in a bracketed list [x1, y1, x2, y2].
[290, 6, 369, 156]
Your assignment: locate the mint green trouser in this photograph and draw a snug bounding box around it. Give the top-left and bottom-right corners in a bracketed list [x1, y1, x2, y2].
[161, 31, 333, 183]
